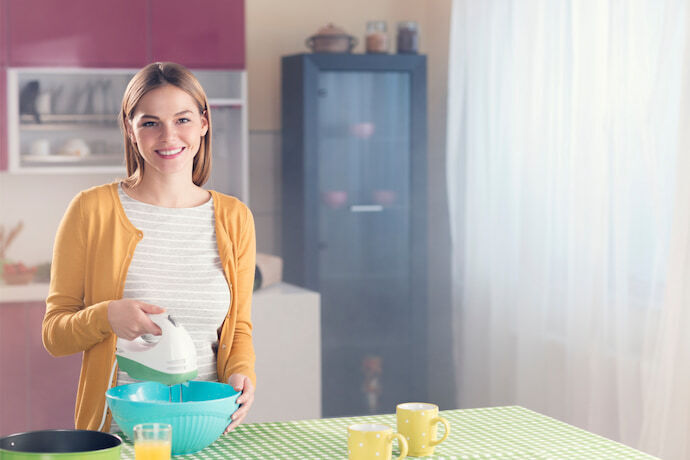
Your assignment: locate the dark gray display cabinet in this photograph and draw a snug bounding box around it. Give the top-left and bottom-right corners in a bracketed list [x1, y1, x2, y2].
[281, 53, 427, 417]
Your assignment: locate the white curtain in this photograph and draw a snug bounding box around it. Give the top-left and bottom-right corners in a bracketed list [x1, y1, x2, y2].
[447, 1, 689, 458]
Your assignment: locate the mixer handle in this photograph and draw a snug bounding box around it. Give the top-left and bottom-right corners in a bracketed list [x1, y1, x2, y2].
[148, 313, 179, 334]
[139, 313, 174, 343]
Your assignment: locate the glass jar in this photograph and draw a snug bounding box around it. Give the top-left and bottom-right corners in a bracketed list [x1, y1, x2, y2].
[396, 21, 419, 54]
[366, 21, 388, 53]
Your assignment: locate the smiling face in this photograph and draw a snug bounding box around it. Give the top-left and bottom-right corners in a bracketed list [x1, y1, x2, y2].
[128, 84, 208, 179]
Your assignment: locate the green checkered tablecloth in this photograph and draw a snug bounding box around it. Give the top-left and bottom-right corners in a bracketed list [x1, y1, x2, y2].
[117, 405, 658, 459]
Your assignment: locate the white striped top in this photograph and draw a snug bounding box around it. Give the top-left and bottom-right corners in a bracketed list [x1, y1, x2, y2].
[115, 184, 231, 387]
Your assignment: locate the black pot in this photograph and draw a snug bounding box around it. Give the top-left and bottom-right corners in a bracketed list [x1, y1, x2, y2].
[0, 430, 122, 459]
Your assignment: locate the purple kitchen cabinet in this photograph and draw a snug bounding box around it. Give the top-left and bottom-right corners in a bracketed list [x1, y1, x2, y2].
[0, 303, 29, 436]
[0, 301, 81, 436]
[7, 0, 147, 67]
[150, 0, 245, 69]
[0, 0, 6, 65]
[26, 301, 81, 431]
[0, 68, 6, 171]
[0, 0, 5, 170]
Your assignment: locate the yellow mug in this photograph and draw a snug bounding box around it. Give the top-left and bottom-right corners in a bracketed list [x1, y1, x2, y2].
[396, 403, 450, 456]
[348, 423, 408, 460]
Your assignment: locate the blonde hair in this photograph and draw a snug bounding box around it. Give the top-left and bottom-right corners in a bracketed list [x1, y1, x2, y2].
[119, 62, 212, 187]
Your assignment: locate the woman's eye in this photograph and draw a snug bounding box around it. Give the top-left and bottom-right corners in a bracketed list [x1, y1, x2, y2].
[178, 118, 191, 124]
[141, 121, 156, 127]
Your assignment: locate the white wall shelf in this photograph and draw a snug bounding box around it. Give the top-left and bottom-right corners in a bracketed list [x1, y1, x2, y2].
[7, 68, 249, 203]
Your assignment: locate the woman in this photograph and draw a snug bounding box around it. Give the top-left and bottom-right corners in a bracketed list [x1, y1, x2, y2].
[42, 62, 256, 433]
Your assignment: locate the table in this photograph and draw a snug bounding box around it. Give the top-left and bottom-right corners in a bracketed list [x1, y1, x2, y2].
[117, 406, 658, 459]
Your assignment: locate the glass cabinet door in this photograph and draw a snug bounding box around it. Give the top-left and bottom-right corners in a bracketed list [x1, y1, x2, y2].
[10, 69, 134, 171]
[316, 70, 414, 416]
[317, 71, 412, 278]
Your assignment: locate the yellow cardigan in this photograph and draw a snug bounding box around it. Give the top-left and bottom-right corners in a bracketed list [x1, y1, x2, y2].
[42, 182, 256, 431]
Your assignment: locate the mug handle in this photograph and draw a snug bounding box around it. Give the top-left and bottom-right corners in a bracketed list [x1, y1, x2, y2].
[430, 416, 451, 447]
[388, 432, 408, 459]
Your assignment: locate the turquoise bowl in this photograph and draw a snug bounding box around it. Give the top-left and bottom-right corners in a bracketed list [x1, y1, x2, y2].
[106, 381, 239, 455]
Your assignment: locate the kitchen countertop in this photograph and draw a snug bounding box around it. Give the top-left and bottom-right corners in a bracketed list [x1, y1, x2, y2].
[0, 282, 49, 303]
[0, 281, 305, 304]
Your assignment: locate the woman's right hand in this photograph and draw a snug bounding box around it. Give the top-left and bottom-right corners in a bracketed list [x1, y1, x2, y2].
[107, 299, 166, 340]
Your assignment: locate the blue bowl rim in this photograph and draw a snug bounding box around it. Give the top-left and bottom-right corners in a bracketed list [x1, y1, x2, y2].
[105, 381, 239, 405]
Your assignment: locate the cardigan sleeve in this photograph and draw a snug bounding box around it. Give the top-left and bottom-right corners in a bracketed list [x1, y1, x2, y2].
[221, 204, 257, 386]
[42, 192, 114, 357]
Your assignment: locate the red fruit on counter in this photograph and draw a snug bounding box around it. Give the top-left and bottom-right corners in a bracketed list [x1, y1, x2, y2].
[2, 262, 36, 275]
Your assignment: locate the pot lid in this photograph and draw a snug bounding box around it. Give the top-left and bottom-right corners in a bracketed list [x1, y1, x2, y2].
[314, 23, 349, 36]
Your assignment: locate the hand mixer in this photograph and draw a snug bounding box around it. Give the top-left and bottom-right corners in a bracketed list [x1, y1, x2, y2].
[115, 313, 198, 385]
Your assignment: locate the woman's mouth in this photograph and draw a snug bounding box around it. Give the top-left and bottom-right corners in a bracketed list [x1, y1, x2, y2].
[155, 147, 185, 159]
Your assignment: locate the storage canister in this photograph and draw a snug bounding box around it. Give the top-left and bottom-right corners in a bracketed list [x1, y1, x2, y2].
[366, 21, 388, 53]
[396, 21, 419, 54]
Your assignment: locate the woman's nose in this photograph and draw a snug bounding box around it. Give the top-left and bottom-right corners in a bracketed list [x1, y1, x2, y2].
[159, 123, 178, 140]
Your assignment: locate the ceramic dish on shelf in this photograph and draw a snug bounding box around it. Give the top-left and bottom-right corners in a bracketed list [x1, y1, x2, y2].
[58, 138, 91, 157]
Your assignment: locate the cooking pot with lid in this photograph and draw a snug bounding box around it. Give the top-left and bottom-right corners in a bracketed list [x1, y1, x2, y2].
[306, 23, 358, 53]
[0, 429, 122, 459]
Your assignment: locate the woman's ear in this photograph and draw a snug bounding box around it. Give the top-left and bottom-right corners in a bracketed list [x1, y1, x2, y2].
[126, 120, 137, 144]
[200, 110, 209, 137]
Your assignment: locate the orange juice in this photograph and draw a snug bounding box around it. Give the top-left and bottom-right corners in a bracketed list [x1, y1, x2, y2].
[134, 440, 171, 460]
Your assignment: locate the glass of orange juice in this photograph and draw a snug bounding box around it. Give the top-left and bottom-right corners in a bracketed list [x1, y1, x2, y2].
[133, 423, 172, 460]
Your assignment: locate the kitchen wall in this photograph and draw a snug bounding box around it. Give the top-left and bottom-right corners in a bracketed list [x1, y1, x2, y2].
[0, 0, 456, 409]
[0, 173, 116, 266]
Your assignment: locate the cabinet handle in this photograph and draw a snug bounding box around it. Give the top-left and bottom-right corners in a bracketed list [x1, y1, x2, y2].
[349, 205, 384, 213]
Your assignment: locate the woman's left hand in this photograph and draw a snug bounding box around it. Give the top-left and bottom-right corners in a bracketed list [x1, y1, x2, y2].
[224, 373, 255, 433]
